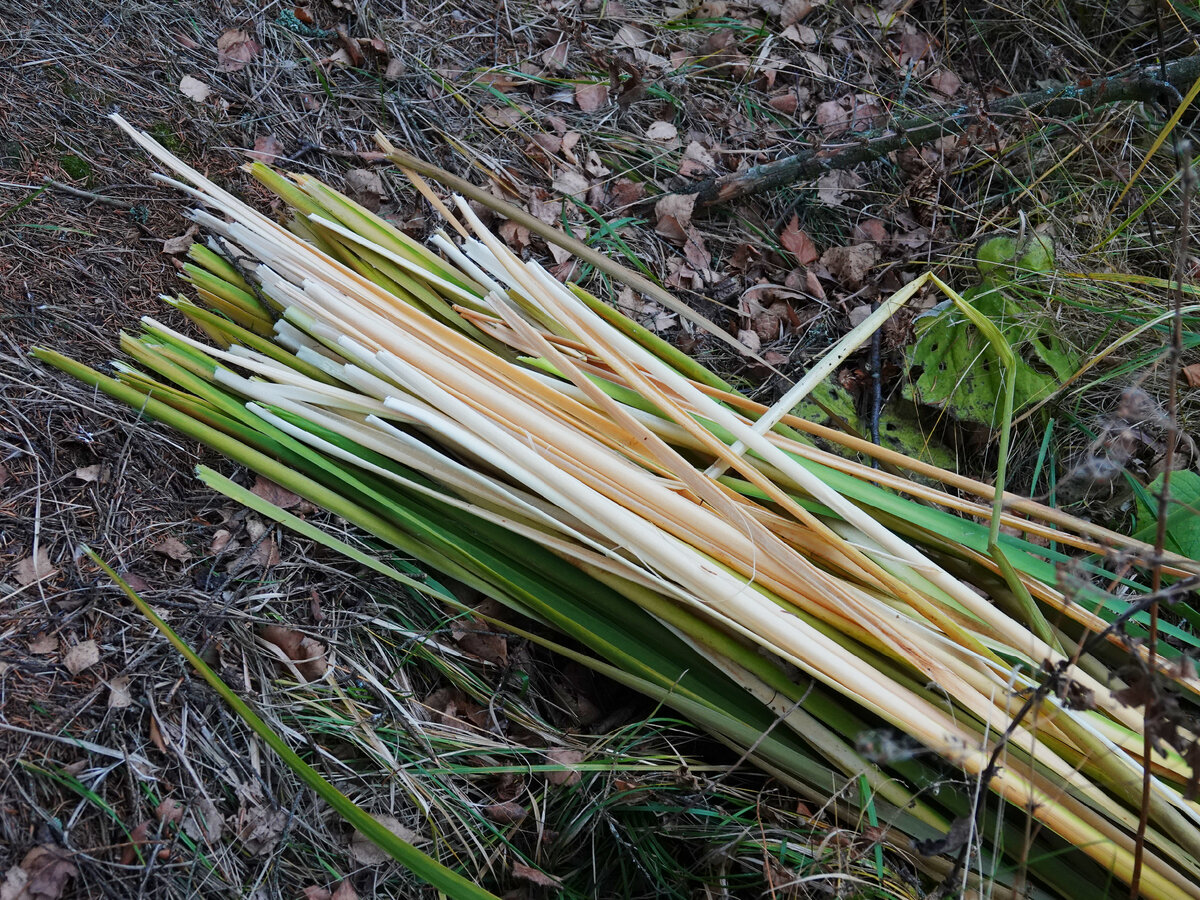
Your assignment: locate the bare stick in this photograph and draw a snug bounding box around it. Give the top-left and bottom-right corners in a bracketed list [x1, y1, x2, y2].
[1131, 139, 1195, 900]
[684, 53, 1200, 208]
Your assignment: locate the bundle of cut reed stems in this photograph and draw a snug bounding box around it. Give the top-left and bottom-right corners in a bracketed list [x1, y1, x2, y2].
[40, 116, 1200, 899]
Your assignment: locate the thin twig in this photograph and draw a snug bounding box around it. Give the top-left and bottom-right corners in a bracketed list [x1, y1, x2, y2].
[1131, 138, 1194, 899]
[40, 177, 130, 209]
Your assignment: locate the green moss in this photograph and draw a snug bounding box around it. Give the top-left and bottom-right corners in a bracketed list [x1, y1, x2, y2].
[147, 123, 185, 154]
[58, 153, 93, 182]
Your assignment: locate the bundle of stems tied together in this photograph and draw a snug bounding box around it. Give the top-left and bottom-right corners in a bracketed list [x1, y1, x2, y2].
[40, 115, 1200, 899]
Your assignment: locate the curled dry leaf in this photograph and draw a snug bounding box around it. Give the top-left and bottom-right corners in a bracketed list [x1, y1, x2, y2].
[330, 881, 358, 900]
[780, 215, 819, 266]
[738, 328, 762, 354]
[302, 889, 331, 900]
[216, 28, 261, 73]
[63, 640, 100, 675]
[344, 168, 385, 212]
[0, 844, 77, 900]
[483, 801, 527, 825]
[179, 75, 211, 102]
[15, 547, 57, 586]
[259, 624, 327, 681]
[1184, 363, 1200, 388]
[73, 464, 101, 483]
[654, 193, 696, 234]
[511, 862, 562, 889]
[162, 224, 199, 255]
[350, 816, 419, 865]
[781, 0, 815, 28]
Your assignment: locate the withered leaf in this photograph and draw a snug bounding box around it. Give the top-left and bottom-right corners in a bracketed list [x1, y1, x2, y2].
[574, 81, 609, 112]
[216, 28, 260, 73]
[350, 816, 418, 865]
[545, 748, 584, 786]
[179, 75, 211, 102]
[63, 640, 99, 676]
[0, 844, 77, 900]
[162, 225, 199, 255]
[483, 801, 527, 825]
[780, 216, 819, 266]
[247, 135, 282, 165]
[107, 676, 133, 709]
[344, 169, 385, 212]
[259, 625, 327, 681]
[511, 862, 562, 888]
[14, 547, 57, 586]
[152, 536, 193, 562]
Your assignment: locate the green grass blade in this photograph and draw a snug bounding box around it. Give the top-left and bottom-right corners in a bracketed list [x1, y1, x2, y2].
[82, 547, 500, 900]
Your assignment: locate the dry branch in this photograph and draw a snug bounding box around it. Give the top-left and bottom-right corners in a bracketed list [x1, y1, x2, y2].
[686, 52, 1200, 208]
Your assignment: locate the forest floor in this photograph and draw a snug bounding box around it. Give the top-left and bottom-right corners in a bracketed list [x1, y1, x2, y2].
[1, 1, 1198, 898]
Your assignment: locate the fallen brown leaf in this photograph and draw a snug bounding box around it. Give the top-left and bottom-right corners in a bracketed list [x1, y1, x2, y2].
[780, 0, 814, 27]
[28, 634, 57, 655]
[152, 536, 193, 563]
[120, 821, 151, 866]
[331, 880, 358, 900]
[156, 798, 185, 827]
[301, 889, 331, 900]
[545, 748, 584, 786]
[0, 844, 76, 900]
[14, 547, 57, 586]
[780, 216, 819, 266]
[260, 625, 327, 681]
[162, 224, 199, 255]
[1183, 363, 1200, 388]
[655, 193, 696, 234]
[574, 81, 609, 112]
[107, 676, 133, 709]
[511, 861, 562, 888]
[216, 28, 260, 72]
[645, 120, 678, 143]
[62, 640, 99, 676]
[344, 169, 385, 212]
[235, 805, 289, 855]
[247, 135, 282, 165]
[551, 168, 589, 200]
[350, 816, 418, 865]
[483, 801, 527, 825]
[821, 243, 879, 290]
[542, 42, 568, 71]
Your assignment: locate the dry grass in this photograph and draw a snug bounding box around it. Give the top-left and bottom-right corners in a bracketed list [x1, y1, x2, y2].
[2, 0, 1198, 897]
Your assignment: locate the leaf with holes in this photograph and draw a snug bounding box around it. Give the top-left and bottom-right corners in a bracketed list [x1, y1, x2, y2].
[903, 235, 1074, 425]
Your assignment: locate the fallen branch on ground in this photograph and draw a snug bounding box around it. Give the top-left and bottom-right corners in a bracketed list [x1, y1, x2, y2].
[684, 52, 1200, 208]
